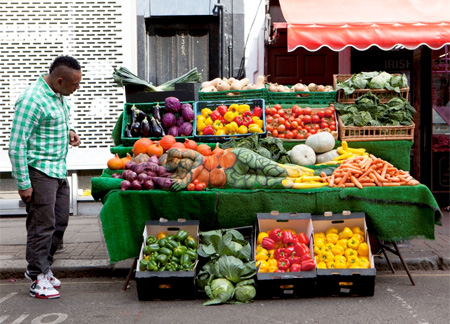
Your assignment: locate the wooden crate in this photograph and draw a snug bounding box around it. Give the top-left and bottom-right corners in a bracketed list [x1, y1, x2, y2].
[338, 115, 414, 142]
[333, 74, 409, 104]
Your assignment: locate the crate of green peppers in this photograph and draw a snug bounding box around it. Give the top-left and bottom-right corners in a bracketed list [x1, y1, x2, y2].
[135, 219, 199, 301]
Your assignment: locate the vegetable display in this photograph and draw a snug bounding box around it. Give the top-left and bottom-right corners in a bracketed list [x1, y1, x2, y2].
[256, 229, 316, 273]
[200, 75, 266, 92]
[196, 229, 256, 305]
[139, 230, 198, 272]
[267, 82, 334, 93]
[335, 71, 408, 95]
[314, 225, 370, 269]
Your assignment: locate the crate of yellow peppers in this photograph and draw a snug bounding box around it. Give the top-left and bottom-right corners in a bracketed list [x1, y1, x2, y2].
[312, 211, 376, 297]
[254, 211, 316, 299]
[194, 99, 266, 142]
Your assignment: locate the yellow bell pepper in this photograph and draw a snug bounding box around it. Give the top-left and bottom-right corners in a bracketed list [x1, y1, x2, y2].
[339, 227, 353, 239]
[204, 117, 213, 126]
[197, 114, 206, 122]
[352, 226, 365, 236]
[238, 104, 251, 114]
[252, 117, 264, 129]
[256, 260, 269, 273]
[212, 119, 223, 130]
[334, 255, 347, 264]
[157, 232, 167, 240]
[268, 249, 276, 259]
[326, 227, 339, 235]
[255, 244, 263, 253]
[347, 257, 361, 267]
[237, 125, 248, 134]
[344, 248, 358, 260]
[337, 239, 348, 249]
[268, 265, 278, 273]
[331, 244, 345, 256]
[225, 121, 238, 133]
[357, 242, 369, 257]
[257, 232, 268, 245]
[267, 258, 277, 267]
[201, 108, 212, 117]
[215, 128, 226, 135]
[359, 257, 370, 268]
[223, 111, 236, 123]
[335, 261, 348, 269]
[326, 233, 339, 244]
[324, 243, 334, 252]
[317, 261, 327, 269]
[314, 243, 325, 256]
[314, 237, 326, 246]
[315, 232, 326, 239]
[256, 251, 269, 261]
[197, 120, 206, 132]
[320, 251, 334, 263]
[352, 233, 364, 243]
[326, 262, 336, 269]
[248, 124, 263, 133]
[228, 104, 239, 113]
[347, 237, 360, 250]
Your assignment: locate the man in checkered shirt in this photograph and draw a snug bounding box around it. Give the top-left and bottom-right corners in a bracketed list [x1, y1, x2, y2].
[8, 55, 82, 299]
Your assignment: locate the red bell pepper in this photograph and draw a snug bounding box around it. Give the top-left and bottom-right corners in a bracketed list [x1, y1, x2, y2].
[284, 245, 295, 257]
[274, 269, 286, 273]
[296, 232, 309, 245]
[211, 110, 222, 121]
[274, 248, 286, 260]
[253, 106, 263, 118]
[203, 125, 215, 136]
[220, 117, 227, 124]
[282, 230, 295, 245]
[288, 253, 300, 265]
[269, 228, 283, 242]
[217, 105, 228, 116]
[277, 258, 290, 271]
[300, 258, 316, 271]
[234, 115, 244, 127]
[242, 111, 253, 127]
[261, 237, 275, 250]
[290, 263, 301, 272]
[299, 253, 311, 263]
[294, 242, 310, 256]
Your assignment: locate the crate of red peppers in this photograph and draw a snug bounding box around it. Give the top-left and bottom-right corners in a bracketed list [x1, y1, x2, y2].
[255, 211, 316, 299]
[265, 103, 338, 141]
[194, 99, 266, 142]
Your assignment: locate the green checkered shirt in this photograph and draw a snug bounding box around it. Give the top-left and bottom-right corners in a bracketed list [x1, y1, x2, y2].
[8, 75, 73, 190]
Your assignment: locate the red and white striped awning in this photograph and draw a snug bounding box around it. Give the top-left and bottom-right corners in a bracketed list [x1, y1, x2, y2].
[278, 0, 450, 52]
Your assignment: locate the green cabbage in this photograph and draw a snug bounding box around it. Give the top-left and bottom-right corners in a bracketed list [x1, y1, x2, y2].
[234, 280, 257, 303]
[204, 278, 235, 306]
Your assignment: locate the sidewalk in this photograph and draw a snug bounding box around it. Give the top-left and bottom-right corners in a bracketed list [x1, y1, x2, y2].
[0, 208, 449, 281]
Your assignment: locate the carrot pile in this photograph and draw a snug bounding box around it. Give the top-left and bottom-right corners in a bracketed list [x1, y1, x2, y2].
[321, 154, 420, 189]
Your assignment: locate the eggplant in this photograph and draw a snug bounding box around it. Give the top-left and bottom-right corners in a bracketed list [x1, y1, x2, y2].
[140, 117, 151, 137]
[130, 105, 137, 123]
[154, 103, 162, 122]
[150, 116, 163, 137]
[155, 118, 166, 136]
[124, 123, 132, 138]
[130, 121, 141, 137]
[136, 109, 147, 122]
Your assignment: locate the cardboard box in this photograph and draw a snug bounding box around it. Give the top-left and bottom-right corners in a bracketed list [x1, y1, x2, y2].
[312, 211, 376, 297]
[255, 211, 316, 299]
[135, 219, 199, 301]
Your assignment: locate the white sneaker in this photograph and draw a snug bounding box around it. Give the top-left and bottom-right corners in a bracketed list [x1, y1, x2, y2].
[25, 269, 61, 289]
[30, 274, 60, 299]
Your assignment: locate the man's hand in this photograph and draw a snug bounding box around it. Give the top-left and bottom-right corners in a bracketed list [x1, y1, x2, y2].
[19, 187, 33, 203]
[69, 130, 81, 146]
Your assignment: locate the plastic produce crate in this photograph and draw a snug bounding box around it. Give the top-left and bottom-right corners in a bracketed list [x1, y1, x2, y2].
[135, 219, 199, 301]
[121, 101, 195, 146]
[194, 99, 266, 142]
[199, 87, 267, 101]
[268, 88, 337, 106]
[312, 211, 376, 297]
[255, 211, 316, 299]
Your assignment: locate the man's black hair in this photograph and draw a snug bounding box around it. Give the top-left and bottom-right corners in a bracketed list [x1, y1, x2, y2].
[49, 55, 81, 73]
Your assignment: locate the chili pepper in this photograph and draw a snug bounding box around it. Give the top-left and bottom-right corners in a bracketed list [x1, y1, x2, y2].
[211, 110, 222, 121]
[253, 106, 263, 118]
[212, 119, 223, 131]
[257, 232, 268, 245]
[146, 235, 157, 245]
[158, 247, 173, 256]
[156, 253, 169, 265]
[296, 233, 309, 245]
[234, 115, 244, 127]
[217, 104, 227, 116]
[203, 125, 215, 136]
[184, 236, 197, 249]
[294, 242, 309, 256]
[139, 259, 149, 271]
[269, 228, 283, 242]
[277, 258, 290, 271]
[224, 111, 236, 123]
[175, 230, 189, 242]
[146, 260, 159, 271]
[347, 237, 360, 250]
[284, 245, 295, 257]
[300, 258, 316, 271]
[201, 108, 212, 117]
[326, 233, 339, 244]
[173, 245, 187, 258]
[165, 239, 179, 251]
[274, 248, 286, 260]
[242, 111, 254, 127]
[357, 242, 369, 257]
[261, 237, 275, 250]
[339, 227, 353, 239]
[157, 232, 167, 240]
[290, 263, 301, 272]
[282, 230, 295, 244]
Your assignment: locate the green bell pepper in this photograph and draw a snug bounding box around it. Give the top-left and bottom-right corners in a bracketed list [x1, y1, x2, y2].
[166, 234, 176, 241]
[148, 251, 159, 262]
[180, 253, 191, 266]
[165, 239, 179, 251]
[158, 237, 168, 248]
[139, 259, 149, 271]
[165, 262, 179, 271]
[146, 243, 161, 253]
[180, 263, 192, 271]
[175, 229, 189, 242]
[156, 253, 169, 265]
[173, 245, 187, 258]
[158, 247, 173, 256]
[146, 260, 159, 271]
[184, 236, 197, 249]
[170, 255, 180, 264]
[146, 235, 157, 245]
[143, 245, 152, 256]
[185, 248, 197, 260]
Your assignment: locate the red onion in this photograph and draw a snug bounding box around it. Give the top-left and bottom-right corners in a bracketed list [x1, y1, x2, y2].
[111, 173, 121, 178]
[131, 179, 142, 190]
[126, 171, 137, 182]
[121, 169, 132, 180]
[125, 160, 137, 170]
[142, 179, 155, 190]
[120, 180, 131, 191]
[148, 155, 159, 165]
[137, 173, 149, 183]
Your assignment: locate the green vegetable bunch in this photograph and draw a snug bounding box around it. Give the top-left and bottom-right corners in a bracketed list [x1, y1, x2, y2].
[336, 71, 408, 95]
[335, 92, 416, 127]
[196, 229, 257, 305]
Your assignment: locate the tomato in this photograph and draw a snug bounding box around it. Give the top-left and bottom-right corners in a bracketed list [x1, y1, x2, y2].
[314, 124, 320, 130]
[329, 124, 336, 131]
[265, 107, 271, 115]
[305, 133, 311, 139]
[309, 128, 317, 135]
[303, 107, 312, 115]
[269, 107, 278, 116]
[278, 133, 286, 139]
[317, 110, 325, 118]
[271, 129, 279, 137]
[266, 125, 274, 132]
[290, 121, 299, 129]
[311, 115, 321, 124]
[273, 104, 282, 110]
[285, 131, 294, 139]
[277, 124, 286, 133]
[320, 122, 329, 129]
[266, 116, 273, 124]
[277, 117, 286, 124]
[187, 183, 196, 191]
[192, 179, 199, 185]
[324, 109, 334, 117]
[195, 182, 206, 191]
[304, 125, 312, 132]
[303, 115, 312, 124]
[278, 109, 285, 116]
[296, 132, 305, 140]
[273, 113, 280, 119]
[292, 105, 301, 115]
[297, 107, 304, 115]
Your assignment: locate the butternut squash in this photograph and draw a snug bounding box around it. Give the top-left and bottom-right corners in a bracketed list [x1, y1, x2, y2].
[255, 75, 266, 89]
[201, 77, 221, 89]
[231, 78, 250, 90]
[216, 80, 231, 91]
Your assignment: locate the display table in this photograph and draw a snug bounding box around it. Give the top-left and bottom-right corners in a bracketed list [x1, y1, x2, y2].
[92, 177, 442, 263]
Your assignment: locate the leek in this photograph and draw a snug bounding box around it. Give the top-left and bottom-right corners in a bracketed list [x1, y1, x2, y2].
[112, 66, 202, 92]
